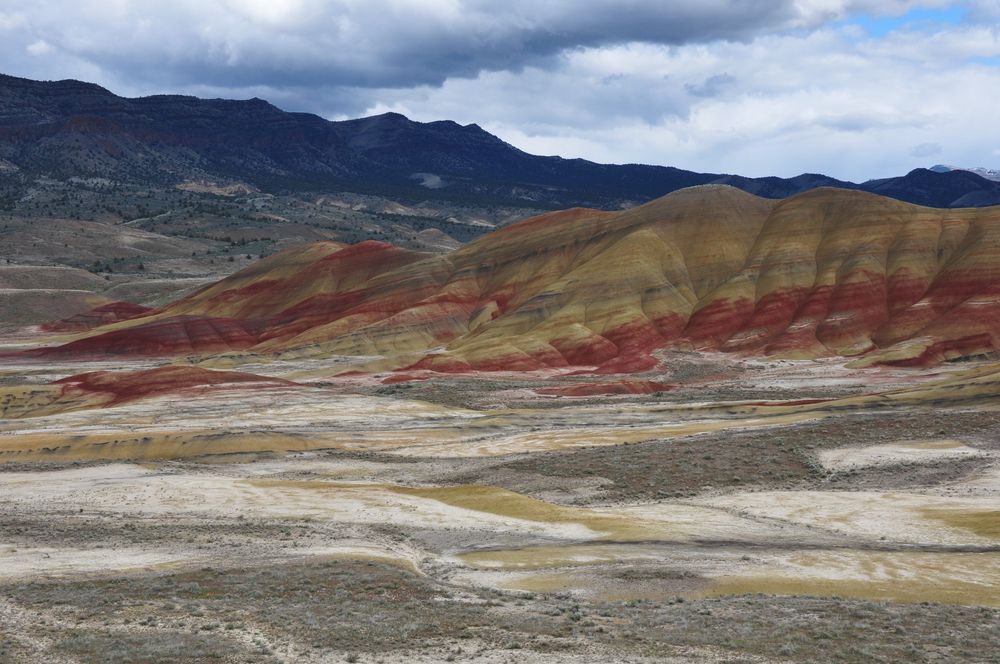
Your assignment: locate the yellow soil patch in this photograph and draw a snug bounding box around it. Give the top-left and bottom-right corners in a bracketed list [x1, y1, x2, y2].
[494, 570, 708, 603]
[464, 546, 1000, 607]
[922, 509, 1000, 539]
[705, 550, 1000, 607]
[249, 481, 669, 540]
[456, 543, 670, 569]
[501, 572, 580, 594]
[311, 549, 421, 574]
[392, 485, 666, 540]
[0, 384, 108, 419]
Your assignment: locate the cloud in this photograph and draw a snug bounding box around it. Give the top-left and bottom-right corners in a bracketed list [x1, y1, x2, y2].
[0, 1, 996, 180]
[685, 73, 737, 98]
[911, 142, 943, 157]
[0, 0, 971, 92]
[25, 40, 51, 56]
[357, 22, 1000, 180]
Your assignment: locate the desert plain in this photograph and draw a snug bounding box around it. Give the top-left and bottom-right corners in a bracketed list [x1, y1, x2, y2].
[1, 337, 999, 663]
[2, 186, 1000, 663]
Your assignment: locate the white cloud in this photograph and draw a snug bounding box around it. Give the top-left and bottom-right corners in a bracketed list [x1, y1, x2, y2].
[0, 1, 997, 180]
[26, 40, 51, 55]
[791, 0, 954, 25]
[354, 22, 1000, 180]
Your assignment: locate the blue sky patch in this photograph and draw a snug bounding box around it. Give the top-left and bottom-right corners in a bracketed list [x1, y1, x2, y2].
[850, 6, 967, 37]
[968, 55, 1000, 67]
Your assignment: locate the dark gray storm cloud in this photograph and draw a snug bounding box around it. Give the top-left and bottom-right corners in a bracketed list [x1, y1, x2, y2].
[3, 1, 814, 93]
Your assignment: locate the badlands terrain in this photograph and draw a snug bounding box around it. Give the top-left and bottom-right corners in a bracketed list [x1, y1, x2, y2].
[1, 185, 999, 663]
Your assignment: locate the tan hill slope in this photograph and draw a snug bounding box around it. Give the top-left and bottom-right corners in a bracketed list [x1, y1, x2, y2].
[24, 185, 1000, 370]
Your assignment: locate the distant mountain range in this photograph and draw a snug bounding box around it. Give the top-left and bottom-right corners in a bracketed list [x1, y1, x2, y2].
[2, 72, 1000, 209]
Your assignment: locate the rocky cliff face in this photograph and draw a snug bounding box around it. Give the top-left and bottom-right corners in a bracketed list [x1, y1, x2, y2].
[31, 185, 1000, 370]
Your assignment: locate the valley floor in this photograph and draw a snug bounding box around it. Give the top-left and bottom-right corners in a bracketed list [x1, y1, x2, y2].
[1, 346, 998, 663]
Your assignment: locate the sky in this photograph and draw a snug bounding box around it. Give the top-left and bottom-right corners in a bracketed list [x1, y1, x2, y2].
[2, 0, 999, 181]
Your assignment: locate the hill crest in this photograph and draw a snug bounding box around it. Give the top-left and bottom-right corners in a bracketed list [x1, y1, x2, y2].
[26, 185, 1000, 372]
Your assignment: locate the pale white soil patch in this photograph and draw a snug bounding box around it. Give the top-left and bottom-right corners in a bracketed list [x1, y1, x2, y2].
[0, 465, 598, 539]
[0, 544, 191, 581]
[818, 439, 989, 471]
[698, 490, 1000, 545]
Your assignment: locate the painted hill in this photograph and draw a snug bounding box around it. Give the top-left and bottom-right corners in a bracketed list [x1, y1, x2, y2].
[26, 185, 1000, 371]
[40, 301, 152, 333]
[0, 366, 299, 419]
[3, 73, 1000, 209]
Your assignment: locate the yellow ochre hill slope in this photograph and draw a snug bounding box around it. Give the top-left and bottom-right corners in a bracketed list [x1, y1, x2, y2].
[29, 185, 1000, 372]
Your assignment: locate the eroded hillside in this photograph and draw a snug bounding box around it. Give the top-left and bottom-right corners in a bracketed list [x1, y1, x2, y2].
[26, 185, 1000, 371]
